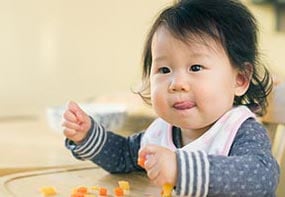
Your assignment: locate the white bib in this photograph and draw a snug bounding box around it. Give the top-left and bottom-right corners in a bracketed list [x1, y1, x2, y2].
[141, 106, 255, 156]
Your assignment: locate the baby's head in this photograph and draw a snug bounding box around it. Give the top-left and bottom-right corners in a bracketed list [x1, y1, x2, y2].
[137, 0, 272, 116]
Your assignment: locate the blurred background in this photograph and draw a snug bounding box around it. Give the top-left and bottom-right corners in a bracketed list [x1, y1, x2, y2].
[0, 0, 171, 118]
[0, 0, 284, 118]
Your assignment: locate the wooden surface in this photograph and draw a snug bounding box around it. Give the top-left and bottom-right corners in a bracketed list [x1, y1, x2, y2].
[0, 117, 84, 175]
[0, 111, 156, 196]
[0, 165, 161, 197]
[262, 82, 285, 125]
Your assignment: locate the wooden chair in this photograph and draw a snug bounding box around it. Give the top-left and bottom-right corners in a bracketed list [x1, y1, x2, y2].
[262, 82, 285, 164]
[262, 81, 285, 197]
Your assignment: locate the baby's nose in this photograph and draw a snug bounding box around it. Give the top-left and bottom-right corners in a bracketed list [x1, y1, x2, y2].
[168, 76, 190, 92]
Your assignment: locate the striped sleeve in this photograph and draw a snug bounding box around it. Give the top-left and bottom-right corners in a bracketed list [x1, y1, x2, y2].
[175, 150, 210, 197]
[65, 118, 107, 160]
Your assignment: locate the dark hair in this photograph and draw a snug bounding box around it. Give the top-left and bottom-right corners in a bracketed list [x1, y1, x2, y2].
[136, 0, 272, 116]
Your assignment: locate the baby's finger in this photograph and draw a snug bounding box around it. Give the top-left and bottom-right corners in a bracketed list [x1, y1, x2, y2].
[62, 120, 81, 131]
[74, 106, 87, 123]
[139, 144, 159, 158]
[144, 154, 155, 169]
[63, 127, 77, 138]
[67, 101, 81, 115]
[63, 110, 77, 122]
[67, 100, 78, 109]
[67, 101, 86, 123]
[146, 163, 160, 181]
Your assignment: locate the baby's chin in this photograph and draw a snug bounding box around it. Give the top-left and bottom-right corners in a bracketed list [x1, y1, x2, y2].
[179, 123, 212, 133]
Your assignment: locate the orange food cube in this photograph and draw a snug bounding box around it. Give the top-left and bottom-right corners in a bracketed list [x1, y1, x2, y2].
[137, 157, 146, 168]
[114, 187, 124, 196]
[71, 193, 84, 197]
[76, 186, 88, 194]
[99, 187, 107, 196]
[39, 186, 57, 196]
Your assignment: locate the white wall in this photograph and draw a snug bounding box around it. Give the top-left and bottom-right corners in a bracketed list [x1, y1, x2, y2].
[246, 1, 285, 79]
[0, 0, 172, 117]
[0, 0, 284, 118]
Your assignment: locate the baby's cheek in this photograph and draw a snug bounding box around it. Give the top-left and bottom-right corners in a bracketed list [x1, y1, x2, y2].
[151, 91, 166, 110]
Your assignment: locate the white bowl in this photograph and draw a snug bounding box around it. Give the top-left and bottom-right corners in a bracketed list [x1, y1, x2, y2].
[46, 103, 127, 133]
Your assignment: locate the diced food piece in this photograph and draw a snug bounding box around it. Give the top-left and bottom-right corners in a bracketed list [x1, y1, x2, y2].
[39, 186, 57, 196]
[114, 187, 124, 196]
[71, 186, 89, 197]
[99, 187, 108, 196]
[118, 180, 130, 195]
[137, 157, 146, 168]
[83, 195, 96, 197]
[77, 186, 88, 194]
[91, 185, 100, 191]
[71, 193, 84, 197]
[161, 183, 173, 197]
[118, 180, 130, 190]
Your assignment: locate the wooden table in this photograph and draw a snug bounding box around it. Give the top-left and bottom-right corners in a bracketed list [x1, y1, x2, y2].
[0, 116, 87, 176]
[0, 165, 161, 196]
[0, 114, 160, 197]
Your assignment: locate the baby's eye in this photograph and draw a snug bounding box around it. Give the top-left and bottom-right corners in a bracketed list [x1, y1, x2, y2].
[189, 64, 202, 72]
[158, 67, 170, 74]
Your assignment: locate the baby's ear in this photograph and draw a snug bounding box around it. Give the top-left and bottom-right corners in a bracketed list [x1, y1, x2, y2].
[234, 62, 253, 96]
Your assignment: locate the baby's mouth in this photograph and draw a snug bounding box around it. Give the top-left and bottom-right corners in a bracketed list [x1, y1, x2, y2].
[173, 101, 195, 110]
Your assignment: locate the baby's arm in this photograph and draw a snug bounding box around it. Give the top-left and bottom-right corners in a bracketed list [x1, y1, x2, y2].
[175, 119, 280, 197]
[64, 108, 144, 172]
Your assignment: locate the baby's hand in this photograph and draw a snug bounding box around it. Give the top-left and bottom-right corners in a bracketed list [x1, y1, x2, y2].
[62, 101, 91, 144]
[138, 144, 177, 187]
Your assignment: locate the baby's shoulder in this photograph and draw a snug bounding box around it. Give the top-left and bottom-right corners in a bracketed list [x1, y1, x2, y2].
[238, 118, 267, 135]
[233, 118, 270, 147]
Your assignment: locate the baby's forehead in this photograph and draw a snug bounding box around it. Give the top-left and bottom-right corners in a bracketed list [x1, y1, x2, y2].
[153, 25, 225, 53]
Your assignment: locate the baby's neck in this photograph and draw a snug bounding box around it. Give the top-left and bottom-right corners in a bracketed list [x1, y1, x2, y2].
[181, 126, 211, 146]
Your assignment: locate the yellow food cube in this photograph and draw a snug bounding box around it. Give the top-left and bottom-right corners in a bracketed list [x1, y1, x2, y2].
[39, 186, 57, 196]
[161, 183, 173, 197]
[118, 180, 130, 190]
[91, 185, 100, 191]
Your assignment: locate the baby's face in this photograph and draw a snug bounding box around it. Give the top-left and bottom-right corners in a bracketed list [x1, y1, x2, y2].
[149, 26, 248, 136]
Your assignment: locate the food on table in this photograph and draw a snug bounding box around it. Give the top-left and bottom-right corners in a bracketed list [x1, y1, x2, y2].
[39, 186, 57, 196]
[39, 179, 178, 197]
[70, 193, 84, 197]
[118, 180, 130, 195]
[99, 187, 108, 196]
[71, 186, 89, 197]
[73, 186, 88, 194]
[91, 185, 100, 191]
[114, 186, 124, 197]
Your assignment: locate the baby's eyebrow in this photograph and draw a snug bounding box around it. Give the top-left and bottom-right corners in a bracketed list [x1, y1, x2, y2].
[152, 55, 168, 63]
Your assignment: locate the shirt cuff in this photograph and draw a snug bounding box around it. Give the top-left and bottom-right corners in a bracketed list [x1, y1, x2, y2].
[175, 150, 210, 197]
[65, 117, 107, 160]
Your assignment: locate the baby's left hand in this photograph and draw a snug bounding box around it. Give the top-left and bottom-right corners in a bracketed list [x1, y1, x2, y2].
[138, 144, 177, 186]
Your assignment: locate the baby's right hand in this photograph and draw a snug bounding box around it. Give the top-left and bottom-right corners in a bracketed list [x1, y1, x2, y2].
[62, 101, 92, 144]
